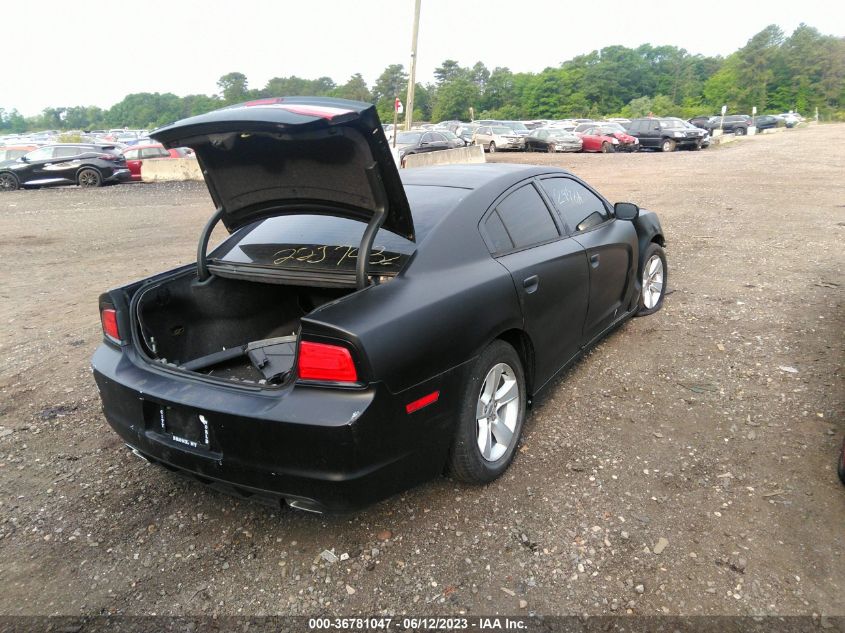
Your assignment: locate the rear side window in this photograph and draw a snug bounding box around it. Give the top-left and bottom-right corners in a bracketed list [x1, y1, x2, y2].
[540, 178, 609, 233]
[124, 149, 140, 160]
[493, 184, 559, 250]
[54, 147, 82, 158]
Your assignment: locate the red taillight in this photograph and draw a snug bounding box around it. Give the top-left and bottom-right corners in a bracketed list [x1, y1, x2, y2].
[101, 307, 120, 341]
[297, 341, 357, 383]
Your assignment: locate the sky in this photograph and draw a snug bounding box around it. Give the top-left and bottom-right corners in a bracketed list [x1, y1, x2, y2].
[3, 0, 844, 117]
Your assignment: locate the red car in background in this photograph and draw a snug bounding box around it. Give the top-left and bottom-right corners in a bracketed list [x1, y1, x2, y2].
[122, 144, 193, 181]
[576, 123, 640, 153]
[0, 145, 37, 162]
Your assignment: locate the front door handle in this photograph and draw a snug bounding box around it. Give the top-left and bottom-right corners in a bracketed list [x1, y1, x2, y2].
[523, 275, 539, 294]
[590, 254, 600, 268]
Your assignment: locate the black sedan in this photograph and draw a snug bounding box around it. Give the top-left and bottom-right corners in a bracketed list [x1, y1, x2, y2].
[393, 130, 456, 164]
[92, 97, 668, 513]
[0, 143, 130, 191]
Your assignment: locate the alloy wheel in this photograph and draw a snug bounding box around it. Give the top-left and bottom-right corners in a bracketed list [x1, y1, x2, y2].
[475, 362, 520, 462]
[642, 253, 664, 309]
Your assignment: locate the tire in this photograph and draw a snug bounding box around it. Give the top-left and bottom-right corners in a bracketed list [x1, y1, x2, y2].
[447, 340, 526, 484]
[636, 242, 668, 316]
[734, 126, 746, 136]
[660, 138, 676, 152]
[601, 142, 614, 153]
[489, 142, 496, 153]
[78, 168, 103, 188]
[0, 172, 20, 192]
[547, 143, 556, 153]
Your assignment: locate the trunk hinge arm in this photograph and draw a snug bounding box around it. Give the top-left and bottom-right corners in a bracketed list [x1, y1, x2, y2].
[197, 206, 225, 282]
[357, 163, 389, 290]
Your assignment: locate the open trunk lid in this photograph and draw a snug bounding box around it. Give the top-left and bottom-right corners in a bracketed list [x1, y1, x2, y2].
[150, 97, 415, 241]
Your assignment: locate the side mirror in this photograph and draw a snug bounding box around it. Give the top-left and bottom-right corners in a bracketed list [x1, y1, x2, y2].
[614, 202, 639, 221]
[19, 155, 29, 162]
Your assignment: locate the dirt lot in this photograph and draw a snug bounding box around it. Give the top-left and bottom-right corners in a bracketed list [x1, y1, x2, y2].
[0, 125, 842, 619]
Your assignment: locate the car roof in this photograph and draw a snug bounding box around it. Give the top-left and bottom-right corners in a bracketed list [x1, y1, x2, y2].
[401, 163, 566, 190]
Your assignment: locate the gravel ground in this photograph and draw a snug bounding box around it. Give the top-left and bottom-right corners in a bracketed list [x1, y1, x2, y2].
[0, 125, 842, 618]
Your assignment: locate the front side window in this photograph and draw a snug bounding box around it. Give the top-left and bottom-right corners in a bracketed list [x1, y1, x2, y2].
[25, 147, 54, 161]
[492, 184, 559, 250]
[540, 178, 609, 233]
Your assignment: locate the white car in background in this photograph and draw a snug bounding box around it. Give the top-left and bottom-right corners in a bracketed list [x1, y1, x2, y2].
[472, 125, 524, 152]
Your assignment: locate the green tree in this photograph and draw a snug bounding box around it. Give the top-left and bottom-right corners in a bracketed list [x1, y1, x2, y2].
[333, 73, 372, 102]
[372, 64, 408, 121]
[217, 72, 249, 103]
[431, 78, 479, 121]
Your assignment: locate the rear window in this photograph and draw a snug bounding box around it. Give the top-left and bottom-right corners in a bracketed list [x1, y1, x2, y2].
[211, 184, 468, 275]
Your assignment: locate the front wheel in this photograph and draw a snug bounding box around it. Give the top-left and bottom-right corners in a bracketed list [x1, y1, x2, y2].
[661, 139, 676, 152]
[547, 143, 556, 153]
[0, 172, 20, 192]
[488, 142, 497, 154]
[447, 340, 526, 484]
[636, 243, 668, 316]
[78, 168, 102, 188]
[601, 142, 614, 153]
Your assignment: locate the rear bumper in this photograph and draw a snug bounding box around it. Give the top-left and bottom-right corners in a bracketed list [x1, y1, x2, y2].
[92, 343, 464, 512]
[105, 168, 131, 183]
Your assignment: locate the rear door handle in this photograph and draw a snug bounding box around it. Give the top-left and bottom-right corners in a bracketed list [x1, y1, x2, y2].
[523, 275, 539, 294]
[590, 254, 600, 268]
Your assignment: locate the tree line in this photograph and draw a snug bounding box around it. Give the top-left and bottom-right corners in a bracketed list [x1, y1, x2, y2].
[1, 24, 842, 134]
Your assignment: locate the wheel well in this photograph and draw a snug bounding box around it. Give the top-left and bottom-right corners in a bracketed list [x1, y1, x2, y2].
[652, 233, 666, 247]
[496, 329, 535, 397]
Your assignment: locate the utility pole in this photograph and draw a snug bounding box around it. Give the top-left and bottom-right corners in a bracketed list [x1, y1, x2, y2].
[405, 0, 421, 130]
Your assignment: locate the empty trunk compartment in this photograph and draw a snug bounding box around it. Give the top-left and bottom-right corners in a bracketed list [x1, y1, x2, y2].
[134, 272, 355, 385]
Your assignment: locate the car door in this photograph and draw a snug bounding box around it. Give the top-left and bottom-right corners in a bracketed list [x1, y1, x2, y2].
[124, 148, 141, 178]
[425, 132, 450, 152]
[481, 181, 590, 387]
[538, 176, 637, 344]
[48, 146, 87, 183]
[14, 146, 55, 184]
[580, 127, 599, 152]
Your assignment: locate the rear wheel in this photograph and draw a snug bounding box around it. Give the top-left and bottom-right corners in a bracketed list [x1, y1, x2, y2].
[0, 172, 19, 192]
[448, 340, 526, 484]
[601, 142, 614, 153]
[660, 138, 676, 152]
[78, 168, 102, 188]
[636, 243, 668, 316]
[547, 143, 556, 153]
[734, 126, 746, 136]
[489, 142, 497, 154]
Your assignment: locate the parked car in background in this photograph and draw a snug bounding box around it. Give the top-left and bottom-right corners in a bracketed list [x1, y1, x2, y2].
[0, 145, 37, 162]
[456, 124, 479, 145]
[754, 115, 784, 131]
[122, 144, 175, 181]
[574, 125, 627, 153]
[523, 128, 582, 153]
[0, 143, 130, 191]
[777, 113, 800, 127]
[91, 97, 668, 513]
[664, 118, 708, 147]
[473, 126, 524, 152]
[394, 130, 454, 163]
[706, 115, 752, 135]
[498, 121, 530, 137]
[688, 115, 715, 130]
[625, 118, 704, 151]
[437, 130, 468, 148]
[576, 123, 639, 152]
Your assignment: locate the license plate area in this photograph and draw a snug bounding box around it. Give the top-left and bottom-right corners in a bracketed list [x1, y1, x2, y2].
[145, 403, 211, 450]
